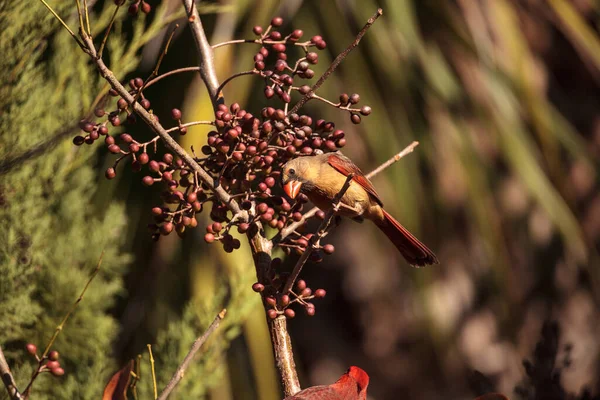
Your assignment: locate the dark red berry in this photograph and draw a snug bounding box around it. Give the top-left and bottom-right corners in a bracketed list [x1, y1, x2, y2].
[48, 351, 60, 361]
[315, 40, 327, 50]
[252, 283, 265, 292]
[161, 222, 174, 235]
[272, 44, 286, 53]
[305, 304, 316, 316]
[142, 176, 154, 186]
[323, 244, 334, 254]
[238, 223, 249, 233]
[291, 29, 303, 39]
[46, 360, 60, 370]
[128, 3, 138, 15]
[26, 344, 37, 355]
[149, 160, 160, 172]
[141, 1, 151, 14]
[296, 280, 306, 291]
[138, 153, 149, 164]
[171, 109, 182, 120]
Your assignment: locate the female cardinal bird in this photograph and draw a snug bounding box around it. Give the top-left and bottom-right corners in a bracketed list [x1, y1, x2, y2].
[281, 152, 438, 267]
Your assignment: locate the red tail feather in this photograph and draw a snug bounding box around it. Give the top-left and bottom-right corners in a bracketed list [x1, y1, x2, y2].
[375, 210, 438, 267]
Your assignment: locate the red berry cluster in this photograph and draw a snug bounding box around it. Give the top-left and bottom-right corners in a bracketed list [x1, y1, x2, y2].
[250, 17, 371, 125]
[72, 16, 371, 311]
[197, 100, 351, 256]
[73, 77, 156, 153]
[252, 258, 327, 319]
[26, 344, 65, 377]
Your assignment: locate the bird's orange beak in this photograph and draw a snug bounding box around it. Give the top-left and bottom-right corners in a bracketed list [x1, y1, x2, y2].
[283, 180, 303, 199]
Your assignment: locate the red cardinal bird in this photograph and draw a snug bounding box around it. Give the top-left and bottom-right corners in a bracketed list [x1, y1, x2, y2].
[284, 366, 369, 400]
[282, 152, 438, 267]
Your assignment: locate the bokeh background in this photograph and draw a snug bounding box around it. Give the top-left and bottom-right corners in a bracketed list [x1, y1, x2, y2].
[1, 0, 600, 399]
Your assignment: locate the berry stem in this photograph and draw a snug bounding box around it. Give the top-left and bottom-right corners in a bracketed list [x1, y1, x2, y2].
[287, 8, 383, 116]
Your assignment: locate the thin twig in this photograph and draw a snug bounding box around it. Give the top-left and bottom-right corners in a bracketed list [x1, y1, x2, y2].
[144, 66, 200, 90]
[212, 39, 315, 50]
[157, 309, 226, 400]
[22, 252, 104, 398]
[42, 252, 103, 357]
[37, 0, 86, 49]
[275, 141, 419, 243]
[287, 8, 383, 116]
[83, 0, 91, 36]
[165, 120, 215, 133]
[366, 140, 419, 177]
[75, 0, 85, 37]
[147, 345, 157, 400]
[0, 346, 21, 400]
[131, 355, 142, 400]
[134, 24, 180, 104]
[282, 174, 354, 294]
[98, 4, 121, 58]
[215, 70, 258, 97]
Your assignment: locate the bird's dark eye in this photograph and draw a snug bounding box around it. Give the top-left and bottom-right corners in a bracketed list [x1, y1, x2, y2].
[288, 168, 295, 175]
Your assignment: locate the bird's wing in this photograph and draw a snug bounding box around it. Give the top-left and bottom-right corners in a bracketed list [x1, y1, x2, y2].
[327, 153, 383, 206]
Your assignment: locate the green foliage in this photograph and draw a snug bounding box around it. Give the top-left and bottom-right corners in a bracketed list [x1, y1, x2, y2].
[135, 256, 260, 399]
[0, 0, 180, 397]
[1, 1, 259, 398]
[0, 0, 134, 397]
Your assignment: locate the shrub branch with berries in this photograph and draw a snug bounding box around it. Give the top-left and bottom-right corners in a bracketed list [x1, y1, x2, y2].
[33, 1, 399, 397]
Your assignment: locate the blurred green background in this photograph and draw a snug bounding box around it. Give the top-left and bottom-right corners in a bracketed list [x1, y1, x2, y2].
[1, 0, 599, 399]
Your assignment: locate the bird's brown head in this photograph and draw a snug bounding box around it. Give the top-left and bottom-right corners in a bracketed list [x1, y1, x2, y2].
[281, 156, 319, 199]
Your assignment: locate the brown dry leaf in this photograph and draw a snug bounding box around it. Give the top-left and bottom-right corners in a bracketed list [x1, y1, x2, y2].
[102, 360, 134, 400]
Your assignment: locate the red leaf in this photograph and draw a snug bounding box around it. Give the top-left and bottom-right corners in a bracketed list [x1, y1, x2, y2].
[102, 360, 134, 400]
[284, 366, 369, 400]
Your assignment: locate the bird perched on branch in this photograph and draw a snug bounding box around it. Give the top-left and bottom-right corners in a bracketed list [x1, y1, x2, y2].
[282, 152, 438, 267]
